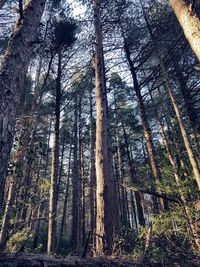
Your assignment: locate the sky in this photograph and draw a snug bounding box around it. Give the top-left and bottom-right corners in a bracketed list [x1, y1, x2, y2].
[66, 0, 87, 18]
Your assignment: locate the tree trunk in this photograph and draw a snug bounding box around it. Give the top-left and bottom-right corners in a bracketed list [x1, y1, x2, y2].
[161, 59, 200, 189]
[149, 89, 200, 251]
[144, 12, 200, 189]
[77, 94, 84, 253]
[123, 39, 166, 212]
[122, 124, 145, 226]
[89, 88, 96, 245]
[170, 0, 200, 62]
[174, 65, 200, 143]
[113, 86, 130, 228]
[0, 116, 34, 250]
[0, 178, 15, 250]
[115, 131, 127, 227]
[94, 0, 117, 255]
[56, 137, 66, 204]
[71, 94, 79, 250]
[57, 139, 72, 252]
[47, 51, 62, 254]
[0, 0, 46, 215]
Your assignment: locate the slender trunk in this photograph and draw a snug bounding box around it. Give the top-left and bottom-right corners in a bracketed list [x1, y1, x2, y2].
[0, 0, 46, 214]
[161, 59, 200, 189]
[77, 95, 83, 252]
[114, 135, 125, 227]
[47, 51, 62, 254]
[113, 87, 129, 228]
[94, 0, 117, 254]
[71, 94, 79, 250]
[44, 116, 53, 178]
[0, 178, 15, 250]
[56, 138, 65, 203]
[144, 12, 200, 189]
[0, 116, 33, 249]
[56, 139, 72, 252]
[122, 124, 145, 226]
[149, 90, 200, 251]
[170, 0, 200, 62]
[176, 68, 199, 133]
[130, 192, 138, 230]
[123, 39, 166, 212]
[32, 203, 43, 250]
[89, 91, 96, 238]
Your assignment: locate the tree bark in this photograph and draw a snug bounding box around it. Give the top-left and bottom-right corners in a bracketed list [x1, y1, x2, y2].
[94, 0, 117, 255]
[89, 87, 96, 243]
[170, 0, 200, 62]
[71, 94, 79, 250]
[47, 51, 62, 254]
[57, 138, 72, 252]
[0, 0, 46, 215]
[0, 178, 15, 250]
[77, 94, 84, 252]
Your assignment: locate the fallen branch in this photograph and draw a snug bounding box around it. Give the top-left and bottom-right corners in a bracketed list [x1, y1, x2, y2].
[121, 184, 181, 204]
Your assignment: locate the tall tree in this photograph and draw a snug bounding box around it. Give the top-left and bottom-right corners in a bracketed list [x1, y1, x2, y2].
[94, 0, 117, 255]
[0, 0, 46, 215]
[47, 19, 77, 254]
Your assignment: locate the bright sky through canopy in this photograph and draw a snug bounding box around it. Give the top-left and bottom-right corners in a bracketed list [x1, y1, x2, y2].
[67, 0, 86, 17]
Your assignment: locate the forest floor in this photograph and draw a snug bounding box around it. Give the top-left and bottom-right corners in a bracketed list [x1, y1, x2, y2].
[0, 252, 199, 267]
[0, 253, 141, 267]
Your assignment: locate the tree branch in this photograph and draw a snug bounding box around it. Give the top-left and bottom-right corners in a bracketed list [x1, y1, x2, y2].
[121, 184, 181, 204]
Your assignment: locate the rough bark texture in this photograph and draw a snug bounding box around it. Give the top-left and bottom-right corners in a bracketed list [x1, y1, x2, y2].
[78, 95, 84, 252]
[89, 89, 96, 239]
[170, 0, 200, 62]
[94, 0, 117, 255]
[0, 0, 46, 214]
[47, 52, 62, 254]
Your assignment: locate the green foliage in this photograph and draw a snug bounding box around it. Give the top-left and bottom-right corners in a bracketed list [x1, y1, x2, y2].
[6, 227, 33, 253]
[114, 204, 198, 264]
[114, 226, 138, 255]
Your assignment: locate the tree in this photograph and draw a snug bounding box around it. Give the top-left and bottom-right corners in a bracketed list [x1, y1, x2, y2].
[94, 0, 118, 255]
[0, 0, 46, 215]
[170, 0, 200, 62]
[47, 18, 77, 254]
